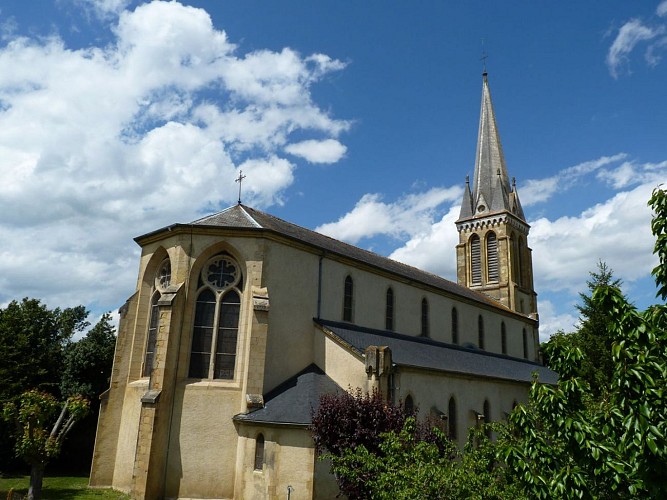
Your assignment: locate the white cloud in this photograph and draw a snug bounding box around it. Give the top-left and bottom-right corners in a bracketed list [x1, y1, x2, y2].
[0, 1, 349, 311]
[606, 18, 665, 78]
[531, 182, 658, 294]
[537, 300, 579, 341]
[658, 1, 667, 17]
[316, 187, 461, 245]
[285, 139, 347, 164]
[520, 154, 627, 205]
[388, 205, 461, 280]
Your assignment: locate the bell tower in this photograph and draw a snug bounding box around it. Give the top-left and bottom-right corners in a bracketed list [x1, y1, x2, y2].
[455, 72, 537, 317]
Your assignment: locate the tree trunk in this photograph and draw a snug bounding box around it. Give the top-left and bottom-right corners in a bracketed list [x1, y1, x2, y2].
[28, 463, 45, 500]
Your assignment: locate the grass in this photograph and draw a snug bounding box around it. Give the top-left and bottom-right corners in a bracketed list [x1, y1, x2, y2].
[0, 475, 129, 500]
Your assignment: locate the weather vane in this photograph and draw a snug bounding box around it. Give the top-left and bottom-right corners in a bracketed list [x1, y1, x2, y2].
[235, 170, 246, 205]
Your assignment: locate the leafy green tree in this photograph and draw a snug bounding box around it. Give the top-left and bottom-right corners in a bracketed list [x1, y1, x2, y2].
[330, 418, 521, 500]
[0, 298, 88, 402]
[2, 390, 90, 500]
[542, 261, 622, 397]
[500, 187, 667, 498]
[60, 312, 116, 400]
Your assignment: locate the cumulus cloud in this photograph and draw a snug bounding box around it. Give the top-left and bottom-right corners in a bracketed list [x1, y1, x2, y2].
[285, 139, 347, 164]
[606, 17, 666, 78]
[315, 186, 462, 245]
[0, 1, 349, 310]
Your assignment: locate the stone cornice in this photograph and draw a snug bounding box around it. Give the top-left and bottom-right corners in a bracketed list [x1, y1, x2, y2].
[456, 212, 529, 234]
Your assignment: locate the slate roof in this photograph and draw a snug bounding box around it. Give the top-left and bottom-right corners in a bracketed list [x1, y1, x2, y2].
[139, 203, 531, 319]
[317, 319, 557, 385]
[234, 364, 343, 427]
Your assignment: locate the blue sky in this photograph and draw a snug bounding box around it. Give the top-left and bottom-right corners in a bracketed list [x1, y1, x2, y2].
[0, 1, 665, 340]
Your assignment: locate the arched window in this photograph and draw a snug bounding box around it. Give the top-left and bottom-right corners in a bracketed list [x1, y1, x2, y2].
[254, 434, 265, 471]
[486, 232, 499, 282]
[385, 287, 394, 331]
[501, 322, 507, 355]
[451, 307, 459, 344]
[470, 235, 482, 285]
[448, 397, 457, 441]
[143, 258, 171, 377]
[483, 399, 491, 438]
[343, 275, 353, 322]
[523, 328, 528, 359]
[189, 254, 243, 380]
[421, 298, 429, 337]
[143, 292, 160, 377]
[405, 395, 414, 415]
[478, 315, 485, 350]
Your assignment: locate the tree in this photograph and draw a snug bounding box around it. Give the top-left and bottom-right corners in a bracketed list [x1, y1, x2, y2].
[500, 187, 667, 498]
[311, 388, 410, 498]
[60, 312, 116, 400]
[330, 418, 521, 500]
[2, 390, 90, 500]
[0, 298, 88, 470]
[541, 261, 622, 397]
[0, 298, 88, 402]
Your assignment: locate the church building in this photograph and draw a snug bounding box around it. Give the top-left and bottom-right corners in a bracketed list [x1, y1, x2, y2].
[90, 72, 556, 499]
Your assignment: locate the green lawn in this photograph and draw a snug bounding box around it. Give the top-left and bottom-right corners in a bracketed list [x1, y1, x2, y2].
[0, 476, 129, 500]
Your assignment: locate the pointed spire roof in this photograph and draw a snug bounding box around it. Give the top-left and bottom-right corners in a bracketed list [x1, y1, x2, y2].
[458, 72, 525, 223]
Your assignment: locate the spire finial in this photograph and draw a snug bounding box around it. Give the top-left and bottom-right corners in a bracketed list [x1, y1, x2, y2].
[480, 38, 488, 76]
[235, 169, 246, 205]
[465, 174, 470, 185]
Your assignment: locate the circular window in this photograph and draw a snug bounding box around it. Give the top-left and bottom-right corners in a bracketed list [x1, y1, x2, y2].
[202, 256, 240, 290]
[477, 204, 486, 212]
[155, 259, 171, 291]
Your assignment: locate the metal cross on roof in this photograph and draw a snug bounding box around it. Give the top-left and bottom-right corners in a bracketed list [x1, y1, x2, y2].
[235, 170, 246, 205]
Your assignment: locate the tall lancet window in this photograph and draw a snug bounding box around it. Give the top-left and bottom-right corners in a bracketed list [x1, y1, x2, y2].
[144, 258, 171, 377]
[189, 253, 243, 380]
[385, 287, 394, 331]
[448, 397, 457, 441]
[343, 275, 354, 322]
[486, 232, 499, 282]
[421, 298, 429, 337]
[470, 235, 482, 285]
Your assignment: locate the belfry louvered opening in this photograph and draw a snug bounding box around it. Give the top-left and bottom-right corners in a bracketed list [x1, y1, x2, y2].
[486, 232, 499, 282]
[470, 235, 482, 285]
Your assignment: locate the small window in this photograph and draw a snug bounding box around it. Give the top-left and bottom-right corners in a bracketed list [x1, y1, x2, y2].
[470, 235, 482, 285]
[254, 434, 265, 471]
[343, 275, 353, 322]
[404, 395, 414, 415]
[483, 399, 491, 438]
[143, 292, 160, 377]
[501, 322, 507, 355]
[421, 298, 429, 337]
[385, 288, 394, 331]
[451, 307, 459, 344]
[486, 232, 499, 282]
[518, 238, 525, 287]
[478, 315, 485, 350]
[448, 397, 457, 441]
[523, 328, 528, 359]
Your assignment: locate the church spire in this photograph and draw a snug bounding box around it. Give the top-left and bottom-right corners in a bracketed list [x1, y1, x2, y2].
[460, 72, 524, 221]
[455, 71, 536, 318]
